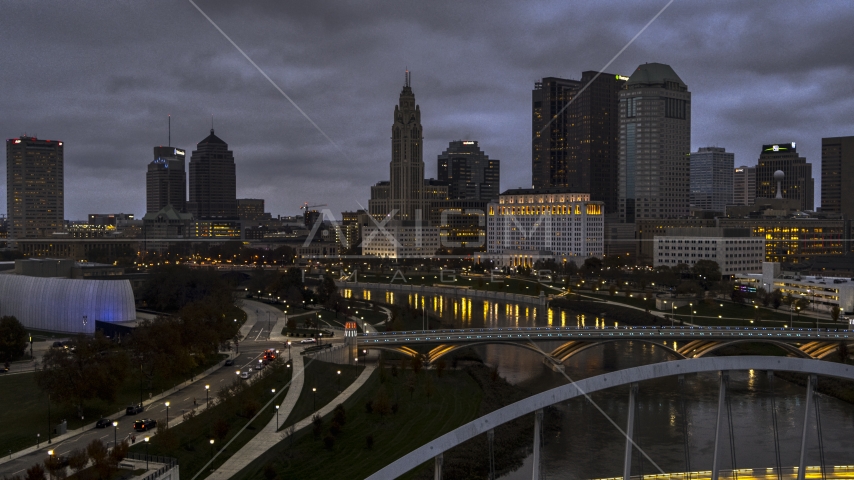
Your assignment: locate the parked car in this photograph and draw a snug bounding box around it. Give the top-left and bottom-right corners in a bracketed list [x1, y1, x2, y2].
[224, 359, 235, 366]
[300, 338, 317, 344]
[133, 419, 157, 432]
[125, 404, 144, 415]
[95, 418, 112, 428]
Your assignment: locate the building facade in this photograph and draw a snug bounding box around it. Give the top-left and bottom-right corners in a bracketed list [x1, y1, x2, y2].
[237, 199, 265, 221]
[821, 136, 854, 217]
[146, 146, 186, 215]
[532, 72, 624, 213]
[437, 140, 499, 201]
[6, 136, 64, 238]
[689, 147, 733, 213]
[188, 129, 238, 219]
[654, 234, 765, 275]
[754, 143, 814, 211]
[487, 188, 604, 263]
[361, 224, 440, 258]
[733, 166, 756, 206]
[736, 262, 854, 313]
[618, 63, 691, 223]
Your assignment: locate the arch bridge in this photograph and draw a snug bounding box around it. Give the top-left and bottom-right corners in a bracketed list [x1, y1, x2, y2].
[354, 326, 852, 367]
[365, 356, 854, 480]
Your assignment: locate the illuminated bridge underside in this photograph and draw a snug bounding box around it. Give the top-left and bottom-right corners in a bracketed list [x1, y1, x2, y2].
[365, 356, 854, 480]
[357, 327, 849, 362]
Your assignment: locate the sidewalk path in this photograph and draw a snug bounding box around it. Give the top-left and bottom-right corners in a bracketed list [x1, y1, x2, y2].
[204, 358, 376, 480]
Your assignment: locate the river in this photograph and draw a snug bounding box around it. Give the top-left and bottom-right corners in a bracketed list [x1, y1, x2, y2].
[342, 288, 854, 478]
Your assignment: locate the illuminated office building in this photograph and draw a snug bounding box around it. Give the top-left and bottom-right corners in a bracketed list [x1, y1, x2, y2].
[147, 146, 186, 214]
[188, 129, 238, 219]
[6, 136, 64, 238]
[754, 142, 814, 211]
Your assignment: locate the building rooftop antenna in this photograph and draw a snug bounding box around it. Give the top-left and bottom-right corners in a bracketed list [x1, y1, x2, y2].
[405, 68, 410, 87]
[168, 114, 171, 147]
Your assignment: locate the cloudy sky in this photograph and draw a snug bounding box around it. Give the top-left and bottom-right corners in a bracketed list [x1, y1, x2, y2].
[2, 0, 853, 220]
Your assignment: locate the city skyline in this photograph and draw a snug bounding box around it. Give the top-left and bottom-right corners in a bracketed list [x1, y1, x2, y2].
[2, 1, 853, 220]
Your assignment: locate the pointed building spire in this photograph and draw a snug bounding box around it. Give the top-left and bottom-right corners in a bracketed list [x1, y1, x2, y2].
[405, 68, 410, 87]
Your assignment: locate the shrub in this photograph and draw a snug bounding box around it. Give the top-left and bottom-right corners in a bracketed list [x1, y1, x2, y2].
[329, 421, 341, 436]
[312, 414, 323, 438]
[332, 404, 346, 425]
[25, 463, 45, 480]
[323, 434, 335, 450]
[263, 463, 278, 480]
[364, 400, 373, 414]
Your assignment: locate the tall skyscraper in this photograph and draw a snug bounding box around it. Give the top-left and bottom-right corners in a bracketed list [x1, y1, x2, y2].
[437, 140, 500, 201]
[689, 147, 734, 212]
[146, 146, 186, 215]
[618, 63, 691, 222]
[755, 142, 814, 211]
[532, 72, 624, 212]
[6, 136, 64, 238]
[187, 129, 238, 219]
[821, 136, 854, 216]
[369, 71, 440, 221]
[733, 166, 756, 206]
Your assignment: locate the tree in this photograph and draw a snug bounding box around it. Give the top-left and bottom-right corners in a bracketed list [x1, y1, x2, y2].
[831, 305, 841, 323]
[692, 260, 721, 288]
[138, 265, 233, 312]
[286, 318, 297, 332]
[109, 440, 129, 468]
[86, 439, 110, 478]
[771, 289, 783, 309]
[317, 275, 338, 306]
[66, 449, 89, 476]
[37, 333, 130, 418]
[0, 316, 28, 362]
[130, 316, 196, 391]
[43, 455, 64, 480]
[25, 463, 45, 480]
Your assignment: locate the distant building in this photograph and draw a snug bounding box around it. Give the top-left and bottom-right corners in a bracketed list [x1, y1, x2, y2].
[6, 136, 64, 238]
[487, 188, 603, 267]
[361, 223, 440, 259]
[653, 228, 764, 275]
[733, 166, 756, 206]
[689, 147, 733, 213]
[341, 210, 366, 250]
[237, 199, 265, 221]
[88, 213, 135, 226]
[429, 199, 489, 251]
[187, 129, 238, 219]
[821, 136, 854, 217]
[619, 63, 691, 222]
[146, 146, 186, 214]
[532, 72, 624, 213]
[437, 140, 499, 201]
[736, 262, 854, 313]
[142, 205, 193, 240]
[754, 142, 814, 211]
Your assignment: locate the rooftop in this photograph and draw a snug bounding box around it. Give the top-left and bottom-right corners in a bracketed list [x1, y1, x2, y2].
[626, 63, 686, 88]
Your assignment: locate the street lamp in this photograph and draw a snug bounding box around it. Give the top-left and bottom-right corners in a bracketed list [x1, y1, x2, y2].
[48, 450, 54, 480]
[144, 437, 149, 469]
[112, 421, 118, 447]
[275, 405, 280, 429]
[205, 385, 210, 407]
[165, 402, 170, 427]
[337, 370, 341, 393]
[312, 387, 317, 410]
[286, 341, 292, 361]
[37, 433, 40, 449]
[689, 303, 693, 324]
[209, 439, 215, 459]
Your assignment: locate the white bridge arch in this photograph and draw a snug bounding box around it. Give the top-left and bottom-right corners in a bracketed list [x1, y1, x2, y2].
[366, 356, 854, 480]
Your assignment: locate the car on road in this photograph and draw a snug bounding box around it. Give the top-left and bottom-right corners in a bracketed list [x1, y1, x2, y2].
[125, 404, 144, 415]
[95, 418, 112, 428]
[225, 359, 235, 366]
[254, 363, 263, 370]
[300, 338, 316, 344]
[240, 371, 250, 379]
[133, 419, 157, 432]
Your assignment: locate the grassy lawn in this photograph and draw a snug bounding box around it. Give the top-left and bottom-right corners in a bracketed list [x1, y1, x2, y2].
[242, 367, 483, 480]
[0, 354, 226, 455]
[280, 361, 364, 429]
[129, 360, 292, 479]
[581, 291, 836, 328]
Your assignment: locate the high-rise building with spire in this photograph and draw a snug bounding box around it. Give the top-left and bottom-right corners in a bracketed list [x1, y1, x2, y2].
[369, 71, 446, 221]
[146, 146, 186, 215]
[187, 129, 238, 219]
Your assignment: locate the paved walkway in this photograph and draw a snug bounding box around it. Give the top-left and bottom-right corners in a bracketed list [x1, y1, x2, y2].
[204, 357, 376, 480]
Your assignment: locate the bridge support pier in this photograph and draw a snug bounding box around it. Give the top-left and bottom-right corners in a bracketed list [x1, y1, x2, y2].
[623, 383, 638, 480]
[434, 453, 443, 480]
[532, 409, 543, 480]
[712, 371, 728, 480]
[542, 357, 565, 372]
[797, 374, 816, 480]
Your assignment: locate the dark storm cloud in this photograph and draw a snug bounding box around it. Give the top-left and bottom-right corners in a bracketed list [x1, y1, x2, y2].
[1, 0, 852, 219]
